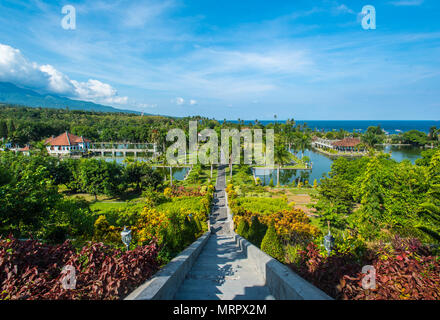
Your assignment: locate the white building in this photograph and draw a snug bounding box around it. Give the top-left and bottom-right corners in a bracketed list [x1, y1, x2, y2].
[45, 132, 91, 155]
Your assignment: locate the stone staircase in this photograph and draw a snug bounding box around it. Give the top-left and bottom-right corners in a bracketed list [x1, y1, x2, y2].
[174, 166, 274, 300]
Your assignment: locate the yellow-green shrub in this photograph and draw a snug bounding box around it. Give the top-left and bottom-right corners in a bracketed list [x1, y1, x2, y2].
[93, 215, 121, 243]
[261, 209, 320, 244]
[236, 219, 250, 238]
[261, 224, 285, 262]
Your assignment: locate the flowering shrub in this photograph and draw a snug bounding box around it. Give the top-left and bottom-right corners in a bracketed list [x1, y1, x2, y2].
[135, 201, 206, 262]
[0, 237, 159, 300]
[94, 183, 213, 248]
[226, 184, 238, 200]
[136, 208, 169, 245]
[163, 187, 172, 198]
[143, 188, 167, 207]
[93, 215, 122, 244]
[232, 210, 253, 230]
[261, 209, 320, 244]
[166, 186, 205, 198]
[162, 186, 213, 217]
[232, 208, 319, 246]
[332, 231, 367, 260]
[229, 197, 289, 215]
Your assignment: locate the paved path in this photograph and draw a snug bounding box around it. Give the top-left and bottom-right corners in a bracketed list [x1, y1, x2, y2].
[174, 166, 274, 300]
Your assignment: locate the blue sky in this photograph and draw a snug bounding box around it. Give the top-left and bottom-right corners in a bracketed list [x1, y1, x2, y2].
[0, 0, 439, 120]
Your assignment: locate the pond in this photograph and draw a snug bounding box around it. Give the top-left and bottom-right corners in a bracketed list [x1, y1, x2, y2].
[153, 166, 190, 181]
[97, 157, 190, 181]
[254, 146, 423, 186]
[376, 145, 423, 164]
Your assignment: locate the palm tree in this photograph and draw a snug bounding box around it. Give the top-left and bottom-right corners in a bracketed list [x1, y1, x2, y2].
[429, 126, 438, 141]
[206, 148, 214, 179]
[281, 119, 295, 152]
[274, 144, 291, 187]
[362, 132, 381, 148]
[296, 134, 311, 159]
[227, 136, 233, 179]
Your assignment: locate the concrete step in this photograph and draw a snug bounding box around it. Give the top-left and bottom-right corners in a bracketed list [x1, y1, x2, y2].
[174, 167, 274, 300]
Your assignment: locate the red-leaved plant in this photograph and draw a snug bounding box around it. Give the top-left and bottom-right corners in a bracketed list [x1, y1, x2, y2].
[0, 237, 159, 300]
[289, 236, 440, 300]
[169, 186, 204, 197]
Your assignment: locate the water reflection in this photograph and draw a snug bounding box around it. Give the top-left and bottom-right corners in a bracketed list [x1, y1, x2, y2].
[254, 168, 312, 187]
[94, 145, 422, 186]
[255, 146, 422, 186]
[376, 145, 422, 164]
[153, 167, 190, 181]
[97, 157, 190, 181]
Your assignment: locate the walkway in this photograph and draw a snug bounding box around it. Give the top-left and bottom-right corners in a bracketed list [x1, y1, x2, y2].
[174, 165, 274, 300]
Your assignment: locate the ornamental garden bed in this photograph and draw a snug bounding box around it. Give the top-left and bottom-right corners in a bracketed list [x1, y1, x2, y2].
[0, 237, 159, 300]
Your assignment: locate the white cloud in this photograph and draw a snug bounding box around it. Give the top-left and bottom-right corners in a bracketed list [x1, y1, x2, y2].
[39, 64, 75, 95]
[122, 0, 176, 28]
[172, 97, 197, 106]
[334, 4, 355, 15]
[72, 79, 116, 101]
[0, 44, 50, 92]
[3, 1, 436, 119]
[195, 48, 313, 74]
[0, 43, 128, 105]
[174, 97, 185, 105]
[137, 103, 157, 108]
[389, 0, 424, 6]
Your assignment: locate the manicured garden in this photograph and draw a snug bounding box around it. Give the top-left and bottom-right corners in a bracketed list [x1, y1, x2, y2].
[0, 152, 214, 299]
[2, 105, 440, 300]
[225, 149, 440, 300]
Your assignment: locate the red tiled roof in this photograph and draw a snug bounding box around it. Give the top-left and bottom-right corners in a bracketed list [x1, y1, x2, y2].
[332, 138, 361, 147]
[46, 132, 91, 146]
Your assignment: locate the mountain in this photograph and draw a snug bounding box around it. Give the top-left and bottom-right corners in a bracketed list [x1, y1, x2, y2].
[0, 82, 141, 114]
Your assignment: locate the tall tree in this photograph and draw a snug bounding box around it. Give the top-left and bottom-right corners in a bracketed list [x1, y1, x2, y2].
[274, 144, 291, 187]
[0, 120, 8, 139]
[362, 131, 382, 148]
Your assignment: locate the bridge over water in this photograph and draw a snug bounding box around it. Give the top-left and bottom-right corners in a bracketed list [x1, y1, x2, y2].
[88, 142, 158, 157]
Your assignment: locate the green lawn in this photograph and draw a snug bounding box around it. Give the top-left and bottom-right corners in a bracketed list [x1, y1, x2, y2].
[230, 196, 290, 215]
[90, 201, 129, 211]
[155, 196, 206, 213]
[226, 165, 254, 185]
[252, 154, 310, 170]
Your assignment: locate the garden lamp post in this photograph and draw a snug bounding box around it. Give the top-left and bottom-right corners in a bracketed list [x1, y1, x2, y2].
[121, 226, 132, 251]
[324, 221, 335, 254]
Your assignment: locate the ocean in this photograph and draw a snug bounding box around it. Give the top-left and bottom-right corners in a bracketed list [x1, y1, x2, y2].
[228, 120, 439, 134]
